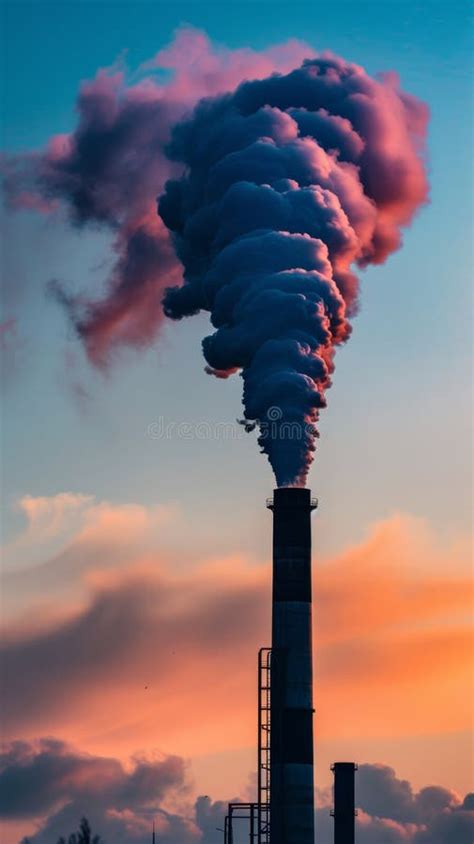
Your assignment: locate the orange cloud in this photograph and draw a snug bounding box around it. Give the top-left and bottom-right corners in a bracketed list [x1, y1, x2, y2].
[1, 557, 269, 760]
[313, 514, 473, 740]
[1, 504, 471, 785]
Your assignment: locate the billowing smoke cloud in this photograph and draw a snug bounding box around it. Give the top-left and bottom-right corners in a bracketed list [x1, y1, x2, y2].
[159, 56, 428, 485]
[2, 28, 313, 367]
[3, 33, 428, 482]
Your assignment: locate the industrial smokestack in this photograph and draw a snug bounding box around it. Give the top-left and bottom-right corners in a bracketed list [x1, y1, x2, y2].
[332, 762, 357, 844]
[267, 487, 316, 843]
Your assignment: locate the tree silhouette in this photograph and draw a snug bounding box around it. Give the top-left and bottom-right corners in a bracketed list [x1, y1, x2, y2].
[56, 818, 101, 844]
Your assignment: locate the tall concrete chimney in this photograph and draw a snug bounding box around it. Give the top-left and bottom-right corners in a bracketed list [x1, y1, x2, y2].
[267, 487, 316, 843]
[332, 762, 357, 844]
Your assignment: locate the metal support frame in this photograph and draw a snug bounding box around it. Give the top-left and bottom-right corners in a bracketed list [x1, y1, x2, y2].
[224, 803, 258, 844]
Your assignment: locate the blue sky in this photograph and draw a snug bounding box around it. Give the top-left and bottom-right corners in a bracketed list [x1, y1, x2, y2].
[2, 0, 472, 555]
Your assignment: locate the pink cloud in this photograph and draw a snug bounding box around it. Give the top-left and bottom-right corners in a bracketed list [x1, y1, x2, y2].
[2, 27, 315, 367]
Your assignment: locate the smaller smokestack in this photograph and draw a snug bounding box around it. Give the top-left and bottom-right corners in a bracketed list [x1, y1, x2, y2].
[332, 762, 357, 844]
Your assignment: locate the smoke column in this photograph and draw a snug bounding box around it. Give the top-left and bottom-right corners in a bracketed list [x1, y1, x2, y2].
[3, 38, 429, 485]
[159, 56, 428, 487]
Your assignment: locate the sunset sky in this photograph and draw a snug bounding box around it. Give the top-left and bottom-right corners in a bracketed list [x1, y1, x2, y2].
[1, 1, 473, 843]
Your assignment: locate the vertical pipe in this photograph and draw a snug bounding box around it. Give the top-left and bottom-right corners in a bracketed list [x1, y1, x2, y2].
[332, 762, 356, 844]
[268, 488, 316, 844]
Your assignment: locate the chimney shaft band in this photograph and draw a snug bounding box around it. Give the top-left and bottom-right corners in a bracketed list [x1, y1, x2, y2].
[269, 487, 315, 844]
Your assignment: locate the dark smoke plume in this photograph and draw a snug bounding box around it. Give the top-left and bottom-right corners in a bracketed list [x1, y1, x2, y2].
[3, 37, 428, 484]
[159, 56, 429, 485]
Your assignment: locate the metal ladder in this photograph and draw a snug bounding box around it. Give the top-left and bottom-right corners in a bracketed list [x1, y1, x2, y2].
[222, 648, 272, 844]
[257, 647, 272, 843]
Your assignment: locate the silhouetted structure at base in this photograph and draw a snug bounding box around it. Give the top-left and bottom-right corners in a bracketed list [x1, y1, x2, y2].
[223, 494, 358, 844]
[331, 762, 357, 844]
